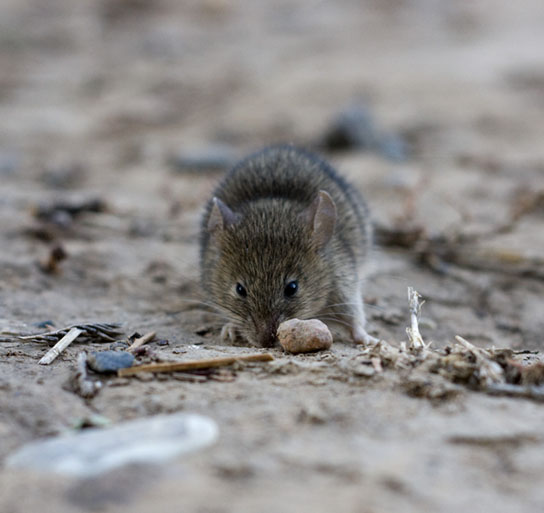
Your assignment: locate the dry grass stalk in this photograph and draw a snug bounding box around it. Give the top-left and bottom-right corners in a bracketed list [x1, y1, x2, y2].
[128, 331, 156, 352]
[454, 336, 504, 385]
[38, 327, 83, 365]
[17, 323, 122, 343]
[118, 353, 274, 377]
[406, 287, 431, 353]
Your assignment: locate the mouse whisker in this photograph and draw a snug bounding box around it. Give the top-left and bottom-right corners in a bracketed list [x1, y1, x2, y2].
[322, 301, 387, 312]
[310, 316, 354, 330]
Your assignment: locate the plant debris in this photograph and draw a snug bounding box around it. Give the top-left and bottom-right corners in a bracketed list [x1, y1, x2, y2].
[127, 331, 156, 352]
[38, 327, 83, 365]
[69, 352, 102, 398]
[359, 287, 544, 401]
[15, 323, 123, 344]
[33, 197, 107, 223]
[118, 353, 274, 377]
[39, 243, 68, 274]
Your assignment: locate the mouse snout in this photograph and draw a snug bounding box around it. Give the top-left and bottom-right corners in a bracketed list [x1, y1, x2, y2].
[255, 315, 280, 348]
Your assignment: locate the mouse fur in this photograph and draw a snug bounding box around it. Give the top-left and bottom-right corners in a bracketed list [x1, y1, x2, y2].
[199, 144, 375, 347]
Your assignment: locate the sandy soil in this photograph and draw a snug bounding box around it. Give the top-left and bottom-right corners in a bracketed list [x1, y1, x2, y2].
[1, 1, 544, 512]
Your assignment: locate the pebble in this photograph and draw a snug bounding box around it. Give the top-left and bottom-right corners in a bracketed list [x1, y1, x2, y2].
[169, 144, 237, 173]
[277, 318, 333, 354]
[321, 104, 379, 151]
[87, 351, 134, 373]
[320, 103, 409, 162]
[6, 413, 218, 477]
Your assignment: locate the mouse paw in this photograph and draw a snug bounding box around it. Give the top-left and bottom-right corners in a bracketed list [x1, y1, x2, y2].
[220, 322, 239, 344]
[351, 323, 379, 346]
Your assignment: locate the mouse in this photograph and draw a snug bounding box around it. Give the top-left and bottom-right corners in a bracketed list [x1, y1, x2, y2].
[199, 144, 376, 347]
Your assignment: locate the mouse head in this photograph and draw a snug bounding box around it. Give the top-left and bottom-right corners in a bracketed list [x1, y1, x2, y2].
[204, 191, 336, 347]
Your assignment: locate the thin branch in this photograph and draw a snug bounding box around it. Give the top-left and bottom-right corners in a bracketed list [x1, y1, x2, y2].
[38, 327, 83, 365]
[118, 353, 274, 377]
[128, 331, 156, 352]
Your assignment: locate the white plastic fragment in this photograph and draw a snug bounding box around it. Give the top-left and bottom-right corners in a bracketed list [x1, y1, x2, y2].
[6, 413, 218, 477]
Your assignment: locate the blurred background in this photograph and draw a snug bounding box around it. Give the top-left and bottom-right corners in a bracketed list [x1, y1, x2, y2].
[1, 0, 544, 181]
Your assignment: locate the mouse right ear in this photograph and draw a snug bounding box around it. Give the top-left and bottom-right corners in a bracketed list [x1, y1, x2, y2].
[208, 197, 241, 234]
[302, 190, 337, 249]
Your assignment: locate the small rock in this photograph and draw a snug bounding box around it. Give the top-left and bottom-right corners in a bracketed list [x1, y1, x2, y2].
[6, 413, 218, 476]
[33, 320, 56, 329]
[169, 144, 237, 173]
[321, 104, 379, 151]
[277, 318, 333, 354]
[109, 340, 129, 350]
[87, 351, 134, 373]
[320, 103, 409, 162]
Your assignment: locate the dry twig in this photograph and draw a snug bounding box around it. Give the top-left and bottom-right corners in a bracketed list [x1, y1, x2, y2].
[454, 335, 504, 385]
[128, 331, 156, 352]
[38, 327, 83, 365]
[16, 323, 123, 344]
[406, 287, 431, 353]
[118, 353, 274, 377]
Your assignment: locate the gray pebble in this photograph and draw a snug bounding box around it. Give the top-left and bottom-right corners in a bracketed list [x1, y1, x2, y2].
[320, 103, 409, 162]
[87, 351, 134, 373]
[321, 104, 379, 151]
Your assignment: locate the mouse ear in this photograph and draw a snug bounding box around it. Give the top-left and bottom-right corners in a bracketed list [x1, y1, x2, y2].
[208, 197, 241, 234]
[303, 190, 337, 249]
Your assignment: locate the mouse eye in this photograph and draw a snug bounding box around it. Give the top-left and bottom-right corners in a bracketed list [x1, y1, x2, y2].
[235, 283, 247, 298]
[284, 280, 298, 298]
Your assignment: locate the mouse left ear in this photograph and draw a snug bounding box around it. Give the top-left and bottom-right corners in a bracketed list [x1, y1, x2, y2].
[302, 190, 337, 249]
[208, 197, 241, 234]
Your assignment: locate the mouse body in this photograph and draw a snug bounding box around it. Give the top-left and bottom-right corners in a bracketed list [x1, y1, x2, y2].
[199, 145, 375, 347]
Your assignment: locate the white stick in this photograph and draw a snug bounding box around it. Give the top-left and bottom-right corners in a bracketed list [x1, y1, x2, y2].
[38, 327, 83, 365]
[128, 331, 156, 352]
[406, 287, 428, 351]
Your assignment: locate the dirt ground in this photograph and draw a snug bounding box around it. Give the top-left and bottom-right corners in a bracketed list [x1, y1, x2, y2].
[1, 1, 544, 512]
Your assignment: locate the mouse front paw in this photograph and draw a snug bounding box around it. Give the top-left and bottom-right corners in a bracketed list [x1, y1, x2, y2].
[220, 322, 239, 344]
[351, 322, 379, 346]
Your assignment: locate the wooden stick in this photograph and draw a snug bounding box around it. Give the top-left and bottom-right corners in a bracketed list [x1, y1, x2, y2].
[118, 353, 274, 377]
[128, 331, 156, 352]
[38, 327, 83, 365]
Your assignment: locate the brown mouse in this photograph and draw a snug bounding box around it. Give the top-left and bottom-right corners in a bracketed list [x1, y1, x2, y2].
[199, 145, 376, 347]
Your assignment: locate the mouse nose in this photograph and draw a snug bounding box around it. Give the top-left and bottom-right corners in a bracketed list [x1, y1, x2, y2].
[256, 316, 279, 348]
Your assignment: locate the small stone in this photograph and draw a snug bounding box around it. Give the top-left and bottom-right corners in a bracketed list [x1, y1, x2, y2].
[320, 103, 409, 162]
[321, 104, 379, 151]
[277, 318, 333, 354]
[87, 351, 134, 373]
[109, 340, 129, 350]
